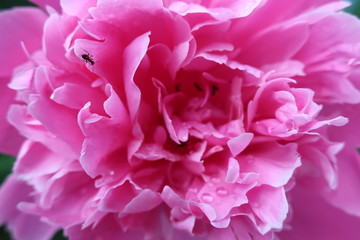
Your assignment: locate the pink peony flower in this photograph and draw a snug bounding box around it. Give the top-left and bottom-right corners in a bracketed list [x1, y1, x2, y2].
[1, 0, 360, 239]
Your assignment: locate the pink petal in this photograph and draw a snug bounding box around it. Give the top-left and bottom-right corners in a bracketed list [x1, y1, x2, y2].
[322, 104, 360, 216]
[0, 176, 58, 240]
[65, 214, 145, 240]
[7, 105, 76, 159]
[19, 167, 96, 227]
[60, 0, 97, 17]
[278, 183, 360, 240]
[0, 78, 23, 156]
[28, 0, 61, 11]
[226, 157, 240, 183]
[248, 186, 288, 233]
[14, 141, 71, 179]
[227, 132, 253, 157]
[240, 23, 309, 67]
[78, 86, 131, 178]
[123, 189, 162, 214]
[240, 142, 301, 187]
[43, 13, 78, 69]
[0, 7, 45, 77]
[28, 95, 84, 155]
[123, 32, 151, 121]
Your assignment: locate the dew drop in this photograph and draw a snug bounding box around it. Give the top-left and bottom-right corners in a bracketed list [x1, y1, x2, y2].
[253, 201, 260, 208]
[188, 187, 198, 194]
[216, 187, 228, 197]
[187, 188, 198, 199]
[181, 207, 190, 214]
[201, 193, 214, 203]
[109, 170, 115, 176]
[247, 155, 255, 163]
[211, 177, 221, 183]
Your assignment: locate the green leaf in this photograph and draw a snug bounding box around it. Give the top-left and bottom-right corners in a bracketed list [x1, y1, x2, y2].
[0, 154, 15, 184]
[345, 1, 360, 17]
[0, 0, 35, 9]
[52, 230, 68, 240]
[0, 226, 12, 240]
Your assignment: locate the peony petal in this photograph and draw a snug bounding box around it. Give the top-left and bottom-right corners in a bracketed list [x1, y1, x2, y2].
[123, 32, 151, 121]
[0, 176, 58, 240]
[167, 0, 263, 21]
[226, 157, 240, 183]
[123, 189, 162, 214]
[323, 150, 360, 216]
[66, 214, 145, 240]
[28, 94, 84, 156]
[7, 104, 76, 159]
[43, 12, 78, 69]
[28, 0, 61, 11]
[248, 186, 288, 234]
[60, 0, 97, 17]
[1, 1, 360, 239]
[207, 216, 276, 240]
[240, 23, 309, 67]
[78, 86, 131, 178]
[0, 7, 45, 77]
[322, 104, 360, 216]
[278, 183, 360, 240]
[0, 78, 23, 156]
[19, 166, 97, 227]
[0, 7, 46, 155]
[240, 142, 301, 187]
[227, 132, 253, 157]
[14, 140, 71, 180]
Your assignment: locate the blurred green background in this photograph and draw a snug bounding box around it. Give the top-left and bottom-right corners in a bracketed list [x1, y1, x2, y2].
[1, 0, 360, 239]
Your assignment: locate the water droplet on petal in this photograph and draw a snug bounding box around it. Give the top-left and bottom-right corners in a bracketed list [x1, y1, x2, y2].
[189, 188, 198, 193]
[187, 188, 198, 199]
[211, 177, 220, 183]
[201, 193, 214, 203]
[247, 155, 255, 163]
[216, 187, 228, 197]
[109, 170, 115, 176]
[181, 207, 190, 214]
[253, 201, 260, 208]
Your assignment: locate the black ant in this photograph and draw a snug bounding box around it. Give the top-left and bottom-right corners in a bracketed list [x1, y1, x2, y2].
[194, 82, 203, 92]
[175, 85, 180, 92]
[211, 85, 219, 96]
[81, 51, 94, 65]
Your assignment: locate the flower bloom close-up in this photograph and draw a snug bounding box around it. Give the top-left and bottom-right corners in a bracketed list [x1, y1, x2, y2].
[1, 0, 360, 239]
